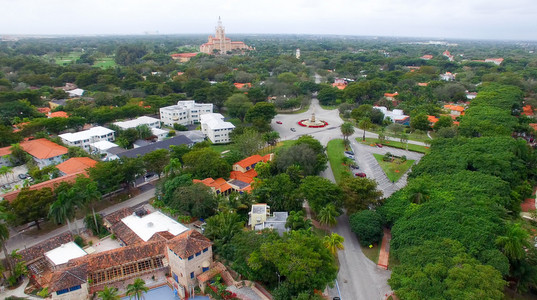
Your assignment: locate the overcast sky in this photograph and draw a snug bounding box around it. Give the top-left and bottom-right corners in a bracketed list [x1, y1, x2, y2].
[2, 0, 537, 40]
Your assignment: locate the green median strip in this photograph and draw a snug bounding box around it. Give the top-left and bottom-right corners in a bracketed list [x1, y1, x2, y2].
[356, 137, 430, 154]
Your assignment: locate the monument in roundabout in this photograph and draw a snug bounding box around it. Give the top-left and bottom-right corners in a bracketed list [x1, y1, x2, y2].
[298, 111, 328, 128]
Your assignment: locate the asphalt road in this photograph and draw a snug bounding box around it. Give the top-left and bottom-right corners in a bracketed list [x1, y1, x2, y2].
[273, 98, 426, 299]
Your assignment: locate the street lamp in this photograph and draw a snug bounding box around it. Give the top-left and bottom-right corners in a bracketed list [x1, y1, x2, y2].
[276, 272, 281, 287]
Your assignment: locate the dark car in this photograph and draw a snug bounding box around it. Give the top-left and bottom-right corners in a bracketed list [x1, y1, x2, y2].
[376, 143, 383, 148]
[276, 121, 283, 124]
[355, 172, 366, 178]
[344, 151, 354, 155]
[290, 128, 296, 132]
[18, 174, 27, 180]
[350, 165, 359, 170]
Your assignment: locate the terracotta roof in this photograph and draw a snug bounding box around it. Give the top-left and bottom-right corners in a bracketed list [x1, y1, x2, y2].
[19, 138, 68, 159]
[444, 104, 465, 112]
[0, 146, 11, 157]
[167, 230, 212, 259]
[37, 107, 51, 114]
[418, 82, 429, 86]
[19, 232, 74, 263]
[56, 157, 97, 175]
[49, 263, 87, 292]
[420, 55, 433, 59]
[384, 92, 399, 97]
[70, 241, 165, 272]
[530, 123, 537, 131]
[428, 115, 439, 124]
[48, 111, 69, 118]
[521, 197, 536, 212]
[234, 83, 252, 89]
[522, 105, 533, 116]
[103, 207, 134, 227]
[111, 221, 144, 245]
[194, 178, 232, 193]
[230, 169, 257, 184]
[234, 154, 265, 169]
[2, 172, 86, 202]
[171, 53, 198, 58]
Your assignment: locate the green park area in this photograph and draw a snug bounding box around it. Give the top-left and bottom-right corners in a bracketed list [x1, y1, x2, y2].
[373, 153, 414, 182]
[356, 137, 430, 154]
[326, 139, 351, 183]
[93, 57, 117, 68]
[51, 52, 83, 65]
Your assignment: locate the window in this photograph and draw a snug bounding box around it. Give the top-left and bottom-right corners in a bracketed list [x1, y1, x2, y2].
[195, 252, 201, 257]
[190, 272, 194, 279]
[202, 267, 209, 272]
[203, 248, 208, 253]
[56, 288, 69, 295]
[69, 285, 81, 292]
[173, 272, 179, 283]
[188, 255, 194, 260]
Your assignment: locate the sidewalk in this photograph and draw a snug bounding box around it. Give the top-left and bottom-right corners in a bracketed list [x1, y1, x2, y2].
[0, 277, 41, 299]
[377, 228, 391, 270]
[4, 184, 156, 255]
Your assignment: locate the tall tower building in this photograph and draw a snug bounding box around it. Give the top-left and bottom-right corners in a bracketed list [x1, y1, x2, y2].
[200, 17, 254, 55]
[296, 48, 301, 59]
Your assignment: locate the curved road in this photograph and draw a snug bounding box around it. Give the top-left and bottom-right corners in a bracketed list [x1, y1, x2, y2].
[273, 99, 425, 299]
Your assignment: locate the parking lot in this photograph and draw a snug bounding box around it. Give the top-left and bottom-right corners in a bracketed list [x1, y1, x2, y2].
[0, 165, 29, 193]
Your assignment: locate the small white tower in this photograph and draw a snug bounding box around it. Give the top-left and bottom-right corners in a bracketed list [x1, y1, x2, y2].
[295, 48, 301, 59]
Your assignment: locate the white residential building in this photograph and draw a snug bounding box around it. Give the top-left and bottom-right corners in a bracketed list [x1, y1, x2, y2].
[374, 106, 411, 125]
[200, 113, 235, 144]
[160, 100, 213, 127]
[59, 126, 115, 152]
[113, 116, 161, 130]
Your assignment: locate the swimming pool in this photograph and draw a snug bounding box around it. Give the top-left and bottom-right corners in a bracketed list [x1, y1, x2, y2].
[121, 285, 210, 300]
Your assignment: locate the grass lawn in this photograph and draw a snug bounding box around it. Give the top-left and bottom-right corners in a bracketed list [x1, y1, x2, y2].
[326, 139, 351, 184]
[211, 139, 295, 156]
[320, 104, 338, 110]
[361, 243, 381, 264]
[373, 153, 415, 182]
[210, 143, 234, 154]
[51, 52, 83, 65]
[93, 57, 117, 68]
[356, 137, 430, 154]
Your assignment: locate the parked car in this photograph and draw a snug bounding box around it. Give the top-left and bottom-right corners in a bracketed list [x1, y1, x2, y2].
[290, 128, 296, 132]
[345, 154, 354, 159]
[350, 165, 359, 170]
[276, 121, 283, 124]
[355, 172, 367, 178]
[344, 151, 354, 155]
[18, 174, 27, 180]
[376, 143, 383, 148]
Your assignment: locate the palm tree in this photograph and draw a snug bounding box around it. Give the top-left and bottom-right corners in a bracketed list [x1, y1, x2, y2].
[204, 212, 244, 245]
[98, 286, 120, 300]
[164, 158, 182, 177]
[317, 204, 339, 227]
[0, 222, 12, 273]
[126, 278, 148, 300]
[49, 189, 84, 234]
[263, 131, 280, 151]
[76, 178, 102, 234]
[358, 118, 373, 141]
[323, 233, 345, 256]
[496, 223, 531, 261]
[340, 122, 355, 142]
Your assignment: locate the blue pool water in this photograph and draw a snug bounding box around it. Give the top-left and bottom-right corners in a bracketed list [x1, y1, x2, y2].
[121, 285, 210, 300]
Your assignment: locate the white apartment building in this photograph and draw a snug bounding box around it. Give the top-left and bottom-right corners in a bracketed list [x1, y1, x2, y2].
[113, 116, 161, 130]
[160, 100, 213, 127]
[59, 126, 115, 152]
[200, 113, 235, 144]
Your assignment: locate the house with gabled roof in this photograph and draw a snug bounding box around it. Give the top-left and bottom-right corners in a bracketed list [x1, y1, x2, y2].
[19, 138, 68, 169]
[56, 157, 97, 176]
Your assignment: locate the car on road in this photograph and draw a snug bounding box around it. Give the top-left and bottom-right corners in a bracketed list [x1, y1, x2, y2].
[18, 174, 28, 180]
[376, 143, 383, 148]
[276, 121, 283, 124]
[344, 151, 354, 155]
[350, 165, 359, 170]
[344, 154, 354, 159]
[290, 128, 296, 132]
[355, 172, 367, 178]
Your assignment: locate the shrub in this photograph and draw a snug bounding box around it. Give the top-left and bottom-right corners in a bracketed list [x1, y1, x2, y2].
[74, 235, 85, 247]
[349, 210, 384, 246]
[173, 123, 188, 131]
[382, 152, 392, 162]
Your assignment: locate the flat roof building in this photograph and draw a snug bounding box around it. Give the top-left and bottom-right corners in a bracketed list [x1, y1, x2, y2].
[160, 100, 213, 127]
[59, 126, 115, 152]
[113, 116, 160, 130]
[120, 211, 189, 242]
[44, 241, 87, 267]
[200, 113, 235, 144]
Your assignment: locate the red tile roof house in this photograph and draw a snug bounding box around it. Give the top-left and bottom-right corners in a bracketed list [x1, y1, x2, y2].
[19, 138, 68, 169]
[0, 146, 12, 167]
[194, 154, 273, 195]
[56, 157, 97, 176]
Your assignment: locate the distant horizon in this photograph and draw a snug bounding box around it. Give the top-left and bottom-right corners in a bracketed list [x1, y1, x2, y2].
[2, 32, 536, 43]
